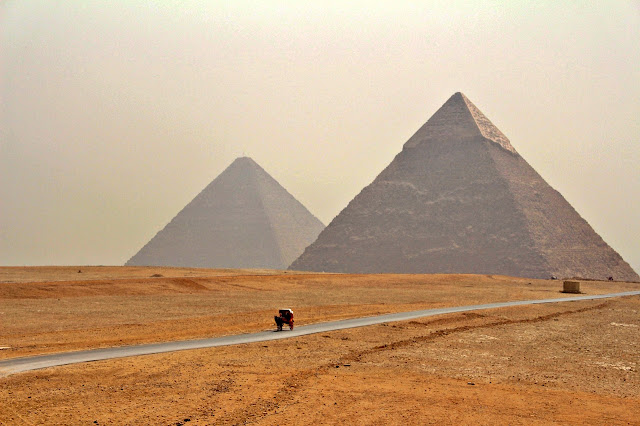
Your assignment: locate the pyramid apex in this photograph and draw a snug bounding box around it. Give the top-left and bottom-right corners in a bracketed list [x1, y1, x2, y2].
[445, 92, 468, 102]
[403, 92, 516, 154]
[233, 156, 255, 163]
[229, 156, 261, 169]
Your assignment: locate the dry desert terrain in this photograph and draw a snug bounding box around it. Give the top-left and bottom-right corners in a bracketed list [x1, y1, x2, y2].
[0, 266, 639, 424]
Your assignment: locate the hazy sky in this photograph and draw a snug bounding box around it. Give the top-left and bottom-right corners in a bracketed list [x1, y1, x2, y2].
[1, 1, 639, 273]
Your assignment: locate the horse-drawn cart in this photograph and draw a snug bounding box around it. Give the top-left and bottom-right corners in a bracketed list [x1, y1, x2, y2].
[274, 309, 294, 331]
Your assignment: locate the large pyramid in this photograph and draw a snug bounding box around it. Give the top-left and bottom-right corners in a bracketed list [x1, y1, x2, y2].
[291, 93, 639, 281]
[126, 157, 325, 269]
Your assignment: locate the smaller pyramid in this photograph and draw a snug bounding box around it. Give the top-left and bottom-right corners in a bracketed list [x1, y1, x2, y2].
[126, 157, 325, 269]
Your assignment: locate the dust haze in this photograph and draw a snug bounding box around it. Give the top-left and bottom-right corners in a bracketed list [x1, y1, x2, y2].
[1, 1, 638, 272]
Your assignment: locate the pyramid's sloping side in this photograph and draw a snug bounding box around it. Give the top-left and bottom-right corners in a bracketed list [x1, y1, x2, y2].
[249, 161, 325, 266]
[290, 136, 550, 276]
[487, 148, 638, 281]
[126, 158, 282, 268]
[126, 158, 324, 269]
[290, 94, 638, 280]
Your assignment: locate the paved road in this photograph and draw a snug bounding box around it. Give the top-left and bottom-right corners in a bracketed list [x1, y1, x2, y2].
[1, 291, 638, 376]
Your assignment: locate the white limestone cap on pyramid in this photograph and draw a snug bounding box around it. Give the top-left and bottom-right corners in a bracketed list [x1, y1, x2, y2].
[404, 92, 517, 154]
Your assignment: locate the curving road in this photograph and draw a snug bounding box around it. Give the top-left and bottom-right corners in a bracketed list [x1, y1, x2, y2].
[1, 291, 638, 376]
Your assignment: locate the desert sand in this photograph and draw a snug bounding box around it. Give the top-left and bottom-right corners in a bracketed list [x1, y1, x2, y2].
[1, 266, 638, 424]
